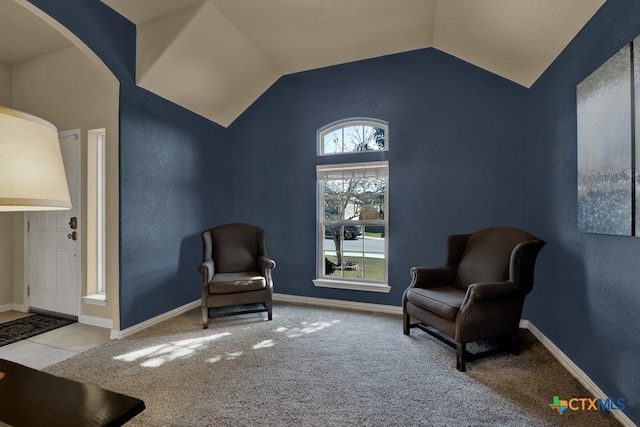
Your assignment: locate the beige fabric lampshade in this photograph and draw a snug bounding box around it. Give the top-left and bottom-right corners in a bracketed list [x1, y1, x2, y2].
[0, 106, 71, 211]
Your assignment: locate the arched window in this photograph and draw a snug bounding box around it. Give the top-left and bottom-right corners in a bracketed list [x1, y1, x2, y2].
[314, 119, 389, 293]
[317, 118, 388, 156]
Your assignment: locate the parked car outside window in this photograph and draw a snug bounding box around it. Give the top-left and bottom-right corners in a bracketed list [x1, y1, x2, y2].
[324, 225, 362, 240]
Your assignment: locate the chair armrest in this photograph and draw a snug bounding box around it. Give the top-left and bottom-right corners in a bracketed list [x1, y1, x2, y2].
[464, 281, 518, 302]
[409, 266, 456, 289]
[198, 259, 214, 285]
[259, 255, 276, 274]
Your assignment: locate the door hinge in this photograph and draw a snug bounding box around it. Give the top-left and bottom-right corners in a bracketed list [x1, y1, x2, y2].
[27, 286, 30, 296]
[27, 220, 30, 232]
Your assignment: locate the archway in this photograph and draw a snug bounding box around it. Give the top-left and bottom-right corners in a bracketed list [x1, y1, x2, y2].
[4, 0, 120, 330]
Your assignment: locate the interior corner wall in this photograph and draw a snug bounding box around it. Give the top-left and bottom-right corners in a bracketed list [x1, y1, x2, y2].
[227, 47, 530, 307]
[117, 85, 231, 329]
[524, 0, 640, 423]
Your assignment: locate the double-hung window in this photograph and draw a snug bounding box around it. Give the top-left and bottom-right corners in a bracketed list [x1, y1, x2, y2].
[314, 119, 390, 293]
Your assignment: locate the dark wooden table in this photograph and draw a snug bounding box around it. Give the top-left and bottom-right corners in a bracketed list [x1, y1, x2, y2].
[0, 359, 145, 426]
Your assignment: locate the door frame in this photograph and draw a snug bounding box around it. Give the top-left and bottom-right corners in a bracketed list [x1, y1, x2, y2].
[24, 129, 82, 316]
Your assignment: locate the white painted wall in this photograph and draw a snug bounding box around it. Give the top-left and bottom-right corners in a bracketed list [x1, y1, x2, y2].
[0, 214, 12, 307]
[0, 61, 11, 105]
[7, 45, 117, 321]
[0, 61, 13, 307]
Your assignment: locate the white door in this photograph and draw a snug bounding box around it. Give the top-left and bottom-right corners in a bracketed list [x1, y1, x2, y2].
[27, 129, 81, 316]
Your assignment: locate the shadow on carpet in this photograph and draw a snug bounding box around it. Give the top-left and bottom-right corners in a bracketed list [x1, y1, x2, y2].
[0, 314, 76, 347]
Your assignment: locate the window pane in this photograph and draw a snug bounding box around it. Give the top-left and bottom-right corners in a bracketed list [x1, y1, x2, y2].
[343, 126, 363, 152]
[363, 226, 385, 281]
[323, 252, 340, 276]
[323, 177, 385, 221]
[323, 129, 342, 154]
[363, 254, 385, 281]
[323, 183, 351, 220]
[367, 126, 385, 150]
[359, 184, 385, 220]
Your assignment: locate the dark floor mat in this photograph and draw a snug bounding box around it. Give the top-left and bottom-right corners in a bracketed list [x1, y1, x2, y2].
[0, 314, 76, 347]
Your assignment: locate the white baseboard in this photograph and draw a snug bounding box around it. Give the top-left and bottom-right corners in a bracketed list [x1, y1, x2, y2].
[0, 303, 27, 313]
[110, 300, 200, 340]
[79, 314, 113, 329]
[520, 320, 635, 427]
[107, 295, 402, 340]
[12, 303, 26, 312]
[273, 293, 403, 315]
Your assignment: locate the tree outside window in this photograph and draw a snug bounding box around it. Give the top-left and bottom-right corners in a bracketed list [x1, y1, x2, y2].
[315, 119, 389, 292]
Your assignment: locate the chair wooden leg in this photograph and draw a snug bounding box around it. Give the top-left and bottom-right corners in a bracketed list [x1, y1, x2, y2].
[202, 306, 209, 329]
[511, 332, 520, 355]
[403, 312, 410, 335]
[456, 342, 466, 372]
[267, 303, 273, 321]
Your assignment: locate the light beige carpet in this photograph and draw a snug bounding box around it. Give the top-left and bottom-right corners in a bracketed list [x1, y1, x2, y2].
[45, 303, 622, 426]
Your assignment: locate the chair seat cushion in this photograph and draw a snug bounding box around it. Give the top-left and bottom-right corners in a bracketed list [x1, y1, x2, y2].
[406, 286, 466, 321]
[208, 272, 266, 294]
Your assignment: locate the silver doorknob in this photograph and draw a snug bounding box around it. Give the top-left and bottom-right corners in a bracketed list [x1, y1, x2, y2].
[67, 231, 77, 241]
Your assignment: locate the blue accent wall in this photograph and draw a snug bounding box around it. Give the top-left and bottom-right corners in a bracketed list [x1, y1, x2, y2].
[118, 85, 230, 328]
[227, 48, 529, 306]
[524, 0, 640, 421]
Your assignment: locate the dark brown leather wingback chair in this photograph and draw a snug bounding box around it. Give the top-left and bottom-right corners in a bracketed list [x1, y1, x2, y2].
[403, 227, 545, 371]
[198, 223, 275, 328]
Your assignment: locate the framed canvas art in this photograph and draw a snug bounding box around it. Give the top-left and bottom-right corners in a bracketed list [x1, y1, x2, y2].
[577, 38, 640, 236]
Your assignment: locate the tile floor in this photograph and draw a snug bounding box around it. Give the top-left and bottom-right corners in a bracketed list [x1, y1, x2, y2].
[0, 311, 110, 370]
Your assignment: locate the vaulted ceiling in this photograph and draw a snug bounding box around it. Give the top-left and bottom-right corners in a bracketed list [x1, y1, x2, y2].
[102, 0, 605, 127]
[2, 1, 606, 127]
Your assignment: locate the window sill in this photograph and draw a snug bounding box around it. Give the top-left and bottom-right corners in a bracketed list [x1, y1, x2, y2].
[313, 278, 391, 293]
[82, 294, 107, 306]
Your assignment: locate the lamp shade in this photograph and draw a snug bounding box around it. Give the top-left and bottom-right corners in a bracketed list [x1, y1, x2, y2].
[0, 106, 71, 211]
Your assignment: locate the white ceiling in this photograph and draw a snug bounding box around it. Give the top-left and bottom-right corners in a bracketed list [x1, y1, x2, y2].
[102, 0, 605, 127]
[1, 0, 606, 127]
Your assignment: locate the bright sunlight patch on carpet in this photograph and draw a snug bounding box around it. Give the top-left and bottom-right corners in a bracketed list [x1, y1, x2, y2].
[113, 332, 231, 367]
[112, 319, 340, 368]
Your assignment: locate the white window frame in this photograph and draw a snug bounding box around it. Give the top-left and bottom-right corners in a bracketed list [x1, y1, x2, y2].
[95, 131, 106, 295]
[317, 118, 389, 156]
[314, 160, 390, 293]
[83, 129, 107, 306]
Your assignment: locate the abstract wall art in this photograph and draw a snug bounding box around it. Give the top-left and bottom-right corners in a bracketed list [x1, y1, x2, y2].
[577, 37, 640, 236]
